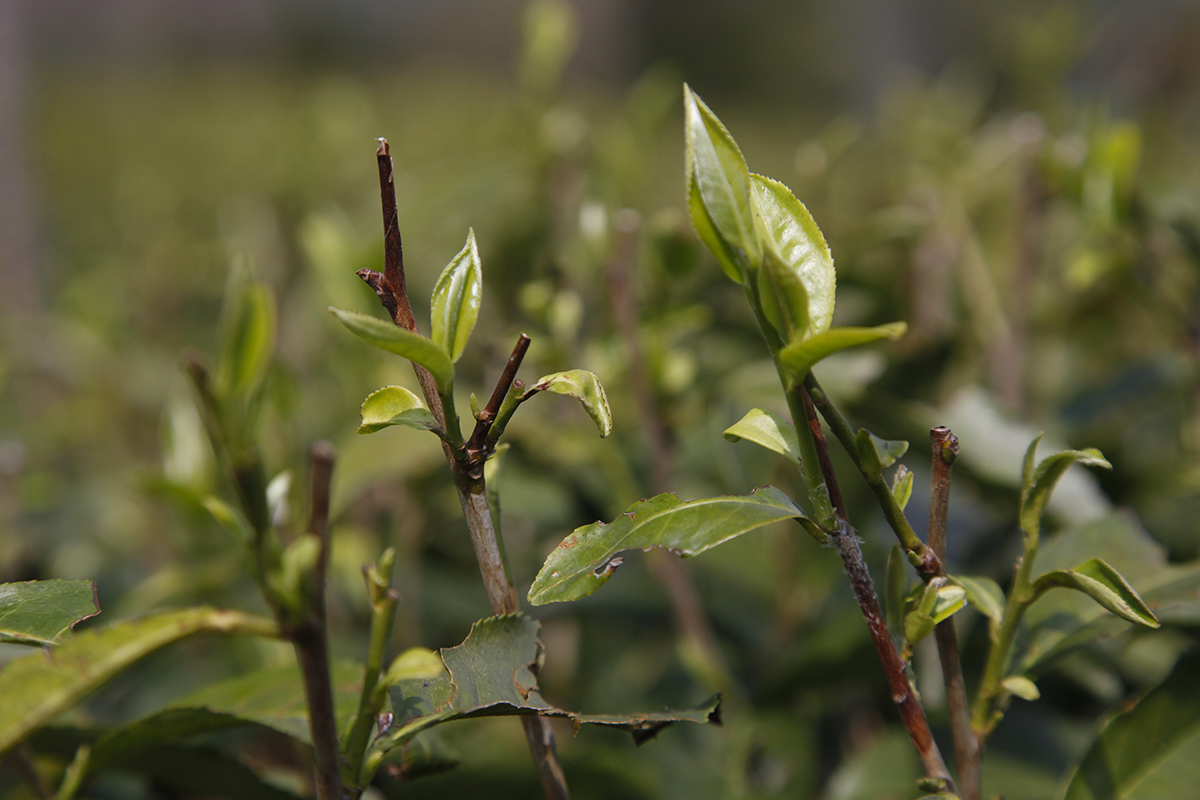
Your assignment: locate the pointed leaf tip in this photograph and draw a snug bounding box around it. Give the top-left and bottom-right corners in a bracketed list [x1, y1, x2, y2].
[723, 407, 801, 464]
[329, 307, 454, 394]
[430, 229, 483, 362]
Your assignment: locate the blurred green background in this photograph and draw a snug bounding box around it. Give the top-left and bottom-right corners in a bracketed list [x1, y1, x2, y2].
[2, 1, 1200, 798]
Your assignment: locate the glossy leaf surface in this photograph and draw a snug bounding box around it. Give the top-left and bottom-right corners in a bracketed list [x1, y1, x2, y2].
[0, 607, 278, 755]
[683, 85, 758, 281]
[1062, 651, 1200, 800]
[1032, 558, 1159, 629]
[528, 487, 809, 605]
[0, 580, 99, 646]
[723, 407, 800, 464]
[328, 307, 454, 395]
[779, 322, 906, 379]
[369, 615, 719, 779]
[357, 386, 443, 436]
[430, 229, 482, 362]
[526, 370, 612, 437]
[749, 174, 835, 342]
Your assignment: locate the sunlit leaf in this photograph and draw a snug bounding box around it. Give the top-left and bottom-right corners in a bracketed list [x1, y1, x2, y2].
[528, 487, 810, 605]
[0, 580, 100, 646]
[357, 386, 443, 436]
[1031, 558, 1159, 629]
[366, 615, 719, 783]
[723, 407, 800, 464]
[526, 370, 612, 438]
[0, 608, 278, 755]
[328, 307, 454, 395]
[779, 322, 907, 380]
[750, 174, 835, 341]
[683, 85, 758, 282]
[430, 229, 482, 362]
[1062, 651, 1200, 800]
[1020, 441, 1111, 539]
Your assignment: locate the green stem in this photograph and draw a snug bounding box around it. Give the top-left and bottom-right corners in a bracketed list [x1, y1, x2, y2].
[342, 549, 398, 790]
[972, 543, 1038, 738]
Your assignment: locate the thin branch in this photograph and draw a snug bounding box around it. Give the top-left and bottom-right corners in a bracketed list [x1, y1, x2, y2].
[293, 441, 344, 800]
[364, 141, 570, 800]
[799, 388, 955, 792]
[929, 427, 978, 800]
[469, 333, 531, 455]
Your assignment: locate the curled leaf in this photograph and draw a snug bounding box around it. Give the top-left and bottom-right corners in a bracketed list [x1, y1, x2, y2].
[1001, 675, 1040, 701]
[358, 386, 443, 436]
[723, 407, 800, 464]
[1031, 558, 1159, 629]
[430, 229, 482, 362]
[1020, 439, 1111, 540]
[526, 370, 612, 438]
[328, 307, 454, 395]
[891, 465, 915, 512]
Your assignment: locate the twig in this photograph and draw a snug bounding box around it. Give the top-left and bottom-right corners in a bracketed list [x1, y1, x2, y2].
[468, 334, 531, 455]
[292, 442, 344, 800]
[929, 427, 978, 800]
[363, 140, 570, 800]
[798, 388, 955, 791]
[606, 209, 731, 690]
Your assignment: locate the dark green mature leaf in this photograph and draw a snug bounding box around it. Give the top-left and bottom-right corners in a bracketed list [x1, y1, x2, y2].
[526, 370, 612, 437]
[749, 174, 835, 342]
[357, 386, 443, 436]
[430, 229, 482, 362]
[1062, 651, 1200, 800]
[328, 307, 454, 395]
[723, 407, 800, 464]
[0, 607, 278, 755]
[218, 279, 275, 399]
[528, 487, 810, 605]
[0, 580, 99, 646]
[368, 615, 719, 782]
[778, 322, 907, 380]
[1020, 438, 1111, 538]
[683, 84, 758, 282]
[1032, 558, 1159, 629]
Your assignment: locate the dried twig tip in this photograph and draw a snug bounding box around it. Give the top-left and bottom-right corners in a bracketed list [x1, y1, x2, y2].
[376, 138, 389, 157]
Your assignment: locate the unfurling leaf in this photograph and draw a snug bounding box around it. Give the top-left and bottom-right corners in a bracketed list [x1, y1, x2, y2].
[430, 229, 482, 362]
[328, 307, 455, 395]
[358, 386, 443, 436]
[529, 487, 810, 605]
[683, 84, 758, 282]
[854, 429, 909, 481]
[217, 279, 275, 400]
[891, 465, 914, 511]
[723, 407, 800, 464]
[778, 322, 907, 380]
[0, 580, 100, 646]
[1019, 437, 1111, 540]
[1031, 558, 1159, 629]
[365, 615, 719, 783]
[749, 174, 835, 343]
[526, 370, 612, 438]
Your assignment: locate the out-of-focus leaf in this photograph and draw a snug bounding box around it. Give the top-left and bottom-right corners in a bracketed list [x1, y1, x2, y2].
[750, 173, 835, 342]
[0, 608, 278, 755]
[367, 615, 719, 782]
[1021, 439, 1111, 538]
[892, 465, 914, 511]
[885, 544, 908, 636]
[430, 229, 482, 362]
[525, 370, 612, 438]
[520, 0, 578, 98]
[953, 575, 1005, 624]
[779, 323, 907, 380]
[328, 307, 454, 395]
[357, 386, 443, 436]
[218, 279, 275, 399]
[0, 580, 99, 646]
[723, 407, 800, 464]
[528, 487, 810, 605]
[1001, 676, 1040, 701]
[1062, 651, 1200, 800]
[683, 84, 758, 282]
[1032, 558, 1159, 629]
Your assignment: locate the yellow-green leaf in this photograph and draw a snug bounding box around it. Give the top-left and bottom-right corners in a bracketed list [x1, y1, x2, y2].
[779, 322, 907, 380]
[357, 386, 443, 436]
[723, 407, 800, 464]
[430, 229, 482, 362]
[328, 307, 454, 395]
